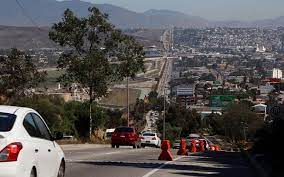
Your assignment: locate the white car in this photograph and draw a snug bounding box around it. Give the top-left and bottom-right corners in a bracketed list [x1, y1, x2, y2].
[0, 106, 65, 177]
[141, 132, 161, 148]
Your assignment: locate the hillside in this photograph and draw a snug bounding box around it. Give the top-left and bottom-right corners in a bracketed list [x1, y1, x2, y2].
[0, 26, 164, 49]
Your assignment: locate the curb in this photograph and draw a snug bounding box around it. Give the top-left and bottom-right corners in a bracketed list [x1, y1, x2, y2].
[241, 150, 270, 177]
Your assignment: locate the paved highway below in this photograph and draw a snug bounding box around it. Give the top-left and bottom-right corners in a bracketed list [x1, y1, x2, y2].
[62, 144, 256, 177]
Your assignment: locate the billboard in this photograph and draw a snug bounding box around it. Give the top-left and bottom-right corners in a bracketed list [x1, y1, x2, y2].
[210, 95, 236, 108]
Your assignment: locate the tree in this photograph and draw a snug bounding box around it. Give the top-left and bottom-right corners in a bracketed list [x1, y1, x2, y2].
[110, 30, 145, 125]
[148, 91, 158, 108]
[49, 7, 144, 138]
[0, 49, 46, 97]
[222, 103, 263, 143]
[199, 73, 216, 81]
[9, 95, 65, 133]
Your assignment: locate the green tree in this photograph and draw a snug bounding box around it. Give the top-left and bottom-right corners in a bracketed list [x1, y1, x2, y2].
[206, 113, 225, 135]
[148, 91, 158, 109]
[223, 103, 263, 143]
[0, 49, 46, 97]
[49, 7, 144, 138]
[199, 73, 216, 81]
[9, 95, 64, 133]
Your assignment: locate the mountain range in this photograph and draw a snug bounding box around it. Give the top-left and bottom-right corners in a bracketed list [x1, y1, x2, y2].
[1, 0, 284, 28]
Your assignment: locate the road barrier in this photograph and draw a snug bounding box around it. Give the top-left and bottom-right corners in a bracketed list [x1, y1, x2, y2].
[190, 140, 197, 153]
[158, 140, 173, 161]
[177, 138, 188, 156]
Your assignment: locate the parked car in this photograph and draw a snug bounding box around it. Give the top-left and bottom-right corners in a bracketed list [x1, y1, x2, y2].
[173, 140, 181, 149]
[0, 106, 65, 177]
[105, 128, 115, 140]
[140, 132, 161, 148]
[111, 127, 141, 148]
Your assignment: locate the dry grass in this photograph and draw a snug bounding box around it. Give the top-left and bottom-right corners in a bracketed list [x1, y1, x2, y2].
[99, 88, 141, 107]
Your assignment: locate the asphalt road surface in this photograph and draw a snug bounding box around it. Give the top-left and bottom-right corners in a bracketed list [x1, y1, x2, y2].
[62, 144, 256, 177]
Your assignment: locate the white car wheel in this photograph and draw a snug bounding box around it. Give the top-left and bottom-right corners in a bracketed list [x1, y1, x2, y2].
[57, 162, 65, 177]
[30, 168, 36, 177]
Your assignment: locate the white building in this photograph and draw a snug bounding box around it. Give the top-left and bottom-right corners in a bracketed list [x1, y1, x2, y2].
[256, 44, 266, 53]
[272, 68, 283, 79]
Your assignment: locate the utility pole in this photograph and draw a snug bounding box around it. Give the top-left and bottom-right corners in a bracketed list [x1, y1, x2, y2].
[163, 87, 166, 140]
[127, 77, 130, 127]
[89, 103, 92, 140]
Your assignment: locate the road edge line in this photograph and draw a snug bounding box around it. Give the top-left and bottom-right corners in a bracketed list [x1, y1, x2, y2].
[142, 156, 184, 177]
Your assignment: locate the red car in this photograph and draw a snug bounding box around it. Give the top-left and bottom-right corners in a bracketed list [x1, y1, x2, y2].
[111, 127, 141, 148]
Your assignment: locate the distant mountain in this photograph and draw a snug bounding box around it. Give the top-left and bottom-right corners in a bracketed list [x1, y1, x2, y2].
[142, 9, 208, 28]
[0, 0, 208, 28]
[0, 0, 284, 28]
[251, 16, 284, 28]
[211, 17, 284, 28]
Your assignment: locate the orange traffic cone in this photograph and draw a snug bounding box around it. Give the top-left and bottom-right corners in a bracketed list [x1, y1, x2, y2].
[158, 140, 173, 161]
[199, 140, 205, 152]
[215, 145, 221, 151]
[177, 138, 188, 156]
[190, 140, 197, 153]
[209, 144, 215, 151]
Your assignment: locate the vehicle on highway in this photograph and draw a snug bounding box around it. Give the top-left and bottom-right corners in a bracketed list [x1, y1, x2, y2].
[0, 106, 65, 177]
[173, 140, 181, 149]
[140, 132, 161, 148]
[111, 127, 141, 149]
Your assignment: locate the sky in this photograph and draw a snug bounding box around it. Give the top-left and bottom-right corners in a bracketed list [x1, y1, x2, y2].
[79, 0, 284, 21]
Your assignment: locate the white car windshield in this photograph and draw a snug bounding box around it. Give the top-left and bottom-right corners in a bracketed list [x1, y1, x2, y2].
[143, 133, 155, 136]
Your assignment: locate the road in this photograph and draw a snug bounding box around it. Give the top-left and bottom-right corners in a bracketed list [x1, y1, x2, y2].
[157, 57, 173, 98]
[63, 144, 256, 177]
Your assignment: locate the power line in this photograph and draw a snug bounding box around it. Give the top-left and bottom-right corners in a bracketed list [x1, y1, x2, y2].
[15, 0, 40, 28]
[15, 0, 42, 49]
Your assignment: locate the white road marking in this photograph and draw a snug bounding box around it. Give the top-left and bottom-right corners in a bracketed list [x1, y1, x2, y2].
[105, 151, 121, 155]
[66, 148, 153, 162]
[142, 156, 184, 177]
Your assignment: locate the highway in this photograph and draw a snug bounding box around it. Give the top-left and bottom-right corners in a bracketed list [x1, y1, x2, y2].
[63, 144, 256, 177]
[157, 57, 173, 98]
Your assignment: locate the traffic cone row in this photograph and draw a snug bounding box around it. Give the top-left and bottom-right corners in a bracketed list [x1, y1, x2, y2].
[209, 144, 221, 151]
[159, 139, 221, 161]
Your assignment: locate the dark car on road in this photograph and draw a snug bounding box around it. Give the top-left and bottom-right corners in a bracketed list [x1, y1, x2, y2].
[111, 127, 141, 149]
[173, 140, 181, 149]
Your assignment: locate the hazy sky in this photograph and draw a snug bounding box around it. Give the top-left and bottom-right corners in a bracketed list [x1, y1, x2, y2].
[79, 0, 284, 21]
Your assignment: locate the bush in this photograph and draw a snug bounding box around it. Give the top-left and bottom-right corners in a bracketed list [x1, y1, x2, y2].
[8, 95, 125, 139]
